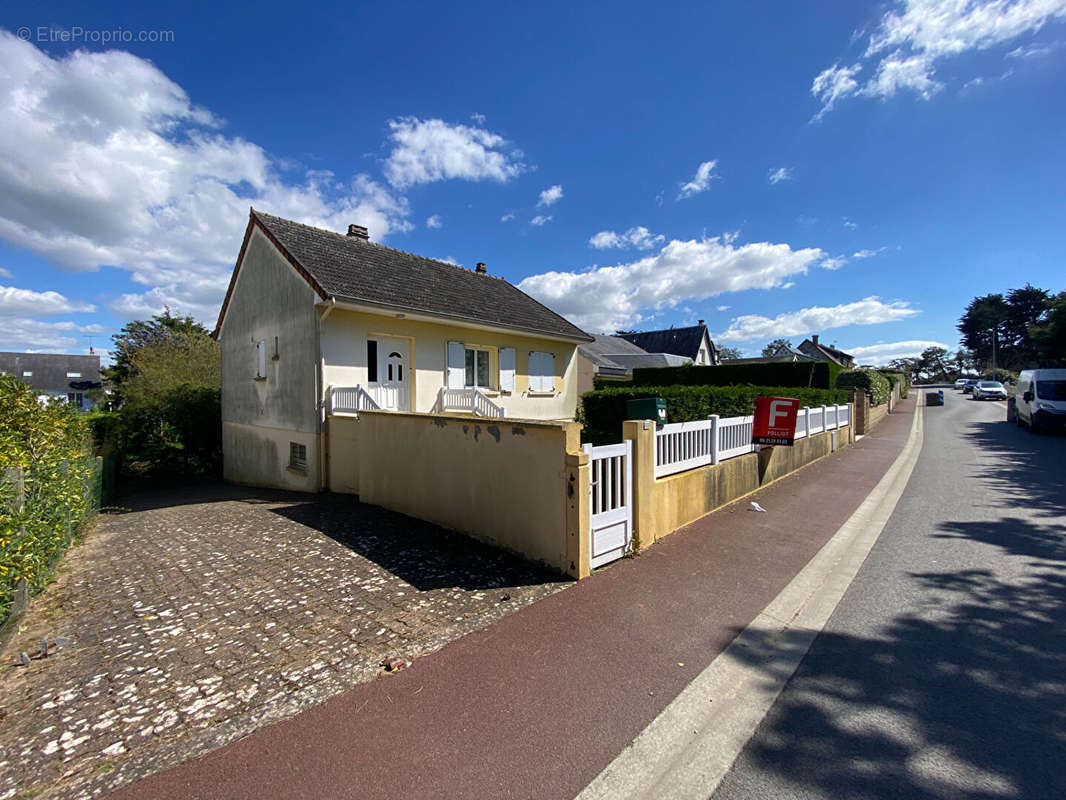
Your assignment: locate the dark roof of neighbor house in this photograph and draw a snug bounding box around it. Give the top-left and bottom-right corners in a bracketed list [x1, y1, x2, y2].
[0, 352, 101, 393]
[218, 210, 592, 342]
[578, 334, 649, 368]
[798, 337, 854, 366]
[615, 324, 712, 360]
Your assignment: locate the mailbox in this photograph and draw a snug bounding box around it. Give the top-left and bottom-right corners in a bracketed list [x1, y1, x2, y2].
[627, 397, 667, 424]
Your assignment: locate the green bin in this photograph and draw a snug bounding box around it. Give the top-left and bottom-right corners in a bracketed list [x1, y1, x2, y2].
[627, 397, 667, 424]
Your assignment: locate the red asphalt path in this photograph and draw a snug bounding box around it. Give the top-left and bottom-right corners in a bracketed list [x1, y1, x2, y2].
[110, 399, 915, 800]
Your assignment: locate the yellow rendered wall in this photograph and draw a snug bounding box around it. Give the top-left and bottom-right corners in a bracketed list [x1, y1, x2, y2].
[320, 308, 581, 421]
[327, 411, 586, 576]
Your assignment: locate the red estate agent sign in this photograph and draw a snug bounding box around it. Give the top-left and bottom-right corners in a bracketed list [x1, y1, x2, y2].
[752, 396, 800, 446]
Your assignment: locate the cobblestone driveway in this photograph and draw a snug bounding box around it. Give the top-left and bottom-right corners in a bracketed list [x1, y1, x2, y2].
[0, 485, 566, 800]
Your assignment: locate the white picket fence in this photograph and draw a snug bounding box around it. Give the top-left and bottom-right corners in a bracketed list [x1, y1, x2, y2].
[654, 404, 851, 479]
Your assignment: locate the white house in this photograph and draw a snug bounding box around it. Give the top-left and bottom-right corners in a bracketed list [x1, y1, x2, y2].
[215, 209, 593, 492]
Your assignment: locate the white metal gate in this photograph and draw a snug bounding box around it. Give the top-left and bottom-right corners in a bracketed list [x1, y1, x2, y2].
[583, 441, 633, 569]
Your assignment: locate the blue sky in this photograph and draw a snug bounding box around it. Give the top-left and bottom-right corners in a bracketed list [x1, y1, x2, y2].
[1, 0, 1064, 364]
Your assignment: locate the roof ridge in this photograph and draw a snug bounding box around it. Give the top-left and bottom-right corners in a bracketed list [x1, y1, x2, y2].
[252, 208, 504, 281]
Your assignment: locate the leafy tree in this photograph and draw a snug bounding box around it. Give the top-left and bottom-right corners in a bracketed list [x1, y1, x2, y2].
[105, 309, 209, 405]
[958, 286, 1052, 371]
[917, 346, 952, 381]
[118, 324, 221, 479]
[716, 345, 744, 361]
[761, 338, 794, 358]
[1029, 291, 1066, 367]
[887, 357, 922, 383]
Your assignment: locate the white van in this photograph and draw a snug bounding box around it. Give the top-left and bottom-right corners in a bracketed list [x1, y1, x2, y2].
[1015, 368, 1066, 433]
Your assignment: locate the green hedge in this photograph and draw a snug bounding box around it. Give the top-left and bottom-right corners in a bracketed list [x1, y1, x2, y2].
[837, 369, 891, 406]
[581, 384, 853, 444]
[877, 370, 910, 399]
[629, 361, 842, 390]
[1, 376, 97, 623]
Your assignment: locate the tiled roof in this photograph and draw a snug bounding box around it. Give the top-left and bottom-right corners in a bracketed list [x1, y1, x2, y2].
[0, 352, 101, 393]
[578, 334, 649, 367]
[615, 324, 710, 360]
[245, 211, 591, 342]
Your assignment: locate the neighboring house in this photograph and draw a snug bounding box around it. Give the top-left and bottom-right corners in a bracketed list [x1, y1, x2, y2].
[797, 334, 855, 368]
[723, 346, 816, 365]
[616, 321, 719, 366]
[0, 352, 101, 410]
[577, 335, 696, 394]
[215, 209, 593, 492]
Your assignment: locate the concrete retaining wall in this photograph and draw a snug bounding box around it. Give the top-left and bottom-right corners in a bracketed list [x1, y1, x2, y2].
[623, 419, 852, 549]
[327, 411, 590, 578]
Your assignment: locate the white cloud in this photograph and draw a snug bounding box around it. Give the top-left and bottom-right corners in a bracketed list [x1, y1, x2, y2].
[860, 51, 941, 99]
[843, 217, 859, 229]
[0, 318, 107, 353]
[0, 285, 95, 316]
[518, 234, 825, 333]
[0, 32, 415, 327]
[713, 297, 919, 342]
[1007, 41, 1062, 57]
[530, 215, 552, 226]
[812, 63, 863, 118]
[426, 214, 443, 229]
[821, 256, 849, 270]
[814, 0, 1066, 115]
[434, 255, 459, 265]
[382, 117, 526, 189]
[470, 112, 487, 124]
[768, 167, 794, 184]
[845, 339, 950, 365]
[852, 247, 887, 259]
[678, 160, 719, 199]
[537, 184, 564, 207]
[588, 226, 665, 250]
[716, 305, 730, 311]
[0, 267, 12, 279]
[500, 212, 516, 222]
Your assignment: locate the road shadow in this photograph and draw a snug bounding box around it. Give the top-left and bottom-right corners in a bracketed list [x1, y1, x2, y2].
[962, 419, 1066, 519]
[717, 514, 1066, 799]
[271, 493, 564, 592]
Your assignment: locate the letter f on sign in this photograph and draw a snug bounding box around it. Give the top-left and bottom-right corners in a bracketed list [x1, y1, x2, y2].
[769, 400, 790, 427]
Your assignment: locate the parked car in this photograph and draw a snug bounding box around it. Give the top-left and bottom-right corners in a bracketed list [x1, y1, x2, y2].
[954, 378, 968, 389]
[962, 379, 979, 395]
[973, 381, 1008, 401]
[1015, 368, 1066, 433]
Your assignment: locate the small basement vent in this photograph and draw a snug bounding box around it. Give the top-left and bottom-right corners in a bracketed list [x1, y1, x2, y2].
[289, 442, 308, 471]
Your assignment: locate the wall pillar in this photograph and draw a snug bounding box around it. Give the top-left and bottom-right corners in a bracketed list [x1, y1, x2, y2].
[564, 449, 591, 579]
[622, 419, 657, 550]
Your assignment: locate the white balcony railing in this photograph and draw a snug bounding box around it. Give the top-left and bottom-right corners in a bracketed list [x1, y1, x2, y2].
[436, 387, 506, 418]
[329, 385, 380, 414]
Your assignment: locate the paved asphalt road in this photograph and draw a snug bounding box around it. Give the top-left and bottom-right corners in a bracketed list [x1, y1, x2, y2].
[712, 391, 1066, 800]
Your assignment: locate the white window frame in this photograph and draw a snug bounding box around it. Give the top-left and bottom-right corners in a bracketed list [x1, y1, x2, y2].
[67, 372, 82, 378]
[256, 339, 267, 380]
[528, 351, 556, 394]
[465, 347, 492, 389]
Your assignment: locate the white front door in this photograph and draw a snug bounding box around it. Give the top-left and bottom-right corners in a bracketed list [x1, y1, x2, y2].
[378, 338, 410, 411]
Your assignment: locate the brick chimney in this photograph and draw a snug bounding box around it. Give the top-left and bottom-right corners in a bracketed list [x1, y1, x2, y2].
[812, 334, 819, 346]
[698, 319, 705, 326]
[347, 224, 368, 239]
[475, 262, 487, 274]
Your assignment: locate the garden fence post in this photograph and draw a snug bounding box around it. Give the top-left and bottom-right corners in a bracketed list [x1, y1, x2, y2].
[710, 414, 720, 465]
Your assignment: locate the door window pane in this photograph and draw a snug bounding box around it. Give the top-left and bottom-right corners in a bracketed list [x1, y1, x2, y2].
[367, 340, 378, 382]
[476, 351, 489, 387]
[465, 349, 475, 386]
